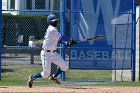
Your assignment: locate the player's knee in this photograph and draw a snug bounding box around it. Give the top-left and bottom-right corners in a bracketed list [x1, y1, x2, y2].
[61, 65, 68, 71]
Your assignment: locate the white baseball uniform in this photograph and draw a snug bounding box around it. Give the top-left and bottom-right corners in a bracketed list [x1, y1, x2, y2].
[40, 25, 68, 78]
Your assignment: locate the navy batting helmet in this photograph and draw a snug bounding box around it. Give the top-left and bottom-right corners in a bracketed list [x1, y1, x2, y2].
[47, 14, 58, 23]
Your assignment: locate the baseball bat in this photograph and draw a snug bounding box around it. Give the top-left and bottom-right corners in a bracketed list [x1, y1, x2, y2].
[76, 35, 103, 43]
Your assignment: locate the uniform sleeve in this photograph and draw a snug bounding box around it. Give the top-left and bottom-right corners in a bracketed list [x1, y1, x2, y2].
[44, 30, 61, 41]
[58, 36, 72, 43]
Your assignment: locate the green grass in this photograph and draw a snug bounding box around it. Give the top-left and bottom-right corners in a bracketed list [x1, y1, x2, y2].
[1, 65, 140, 86]
[66, 70, 112, 80]
[1, 65, 51, 86]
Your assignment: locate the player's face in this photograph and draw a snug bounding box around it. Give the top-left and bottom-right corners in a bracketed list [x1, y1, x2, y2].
[51, 20, 59, 27]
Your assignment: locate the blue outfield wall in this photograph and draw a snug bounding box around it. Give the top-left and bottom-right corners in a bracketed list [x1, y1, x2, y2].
[69, 0, 135, 70]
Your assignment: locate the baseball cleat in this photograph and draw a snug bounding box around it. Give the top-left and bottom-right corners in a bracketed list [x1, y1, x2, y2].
[49, 76, 61, 84]
[27, 75, 35, 88]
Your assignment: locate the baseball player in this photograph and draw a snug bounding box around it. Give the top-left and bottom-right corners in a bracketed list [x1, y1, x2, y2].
[27, 14, 76, 88]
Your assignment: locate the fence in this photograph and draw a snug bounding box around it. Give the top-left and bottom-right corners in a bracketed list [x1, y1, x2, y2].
[1, 0, 136, 86]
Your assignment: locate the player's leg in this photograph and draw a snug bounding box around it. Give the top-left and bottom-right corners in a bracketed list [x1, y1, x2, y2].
[27, 73, 42, 88]
[53, 53, 68, 76]
[28, 51, 51, 88]
[49, 53, 68, 84]
[27, 50, 44, 88]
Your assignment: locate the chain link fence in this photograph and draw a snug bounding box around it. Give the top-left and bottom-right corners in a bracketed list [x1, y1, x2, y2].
[1, 0, 135, 86]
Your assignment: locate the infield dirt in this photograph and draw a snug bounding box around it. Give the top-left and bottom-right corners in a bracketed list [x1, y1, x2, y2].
[0, 86, 139, 93]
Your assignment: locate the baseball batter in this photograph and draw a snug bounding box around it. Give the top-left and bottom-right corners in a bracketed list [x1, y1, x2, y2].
[27, 14, 76, 88]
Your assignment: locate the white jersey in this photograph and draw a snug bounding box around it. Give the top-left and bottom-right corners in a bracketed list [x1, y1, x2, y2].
[42, 25, 61, 51]
[41, 25, 68, 78]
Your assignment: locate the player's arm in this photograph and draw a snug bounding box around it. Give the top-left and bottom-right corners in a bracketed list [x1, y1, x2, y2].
[58, 36, 77, 46]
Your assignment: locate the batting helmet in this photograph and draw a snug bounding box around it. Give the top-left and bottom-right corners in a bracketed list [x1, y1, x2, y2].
[47, 14, 58, 23]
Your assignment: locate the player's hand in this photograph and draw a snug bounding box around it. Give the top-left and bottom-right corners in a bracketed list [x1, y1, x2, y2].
[66, 39, 77, 47]
[70, 39, 77, 45]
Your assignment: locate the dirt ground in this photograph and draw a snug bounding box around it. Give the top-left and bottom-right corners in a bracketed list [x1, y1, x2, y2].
[0, 86, 140, 93]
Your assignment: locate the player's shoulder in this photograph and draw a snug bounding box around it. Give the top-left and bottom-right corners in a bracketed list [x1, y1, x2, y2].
[48, 25, 57, 31]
